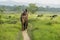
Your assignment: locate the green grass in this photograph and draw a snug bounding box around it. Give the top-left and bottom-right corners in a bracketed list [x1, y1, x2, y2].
[28, 14, 60, 40]
[0, 13, 60, 40]
[0, 13, 23, 40]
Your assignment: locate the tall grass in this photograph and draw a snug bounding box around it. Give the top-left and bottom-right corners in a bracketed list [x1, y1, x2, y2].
[0, 13, 23, 40]
[28, 14, 60, 40]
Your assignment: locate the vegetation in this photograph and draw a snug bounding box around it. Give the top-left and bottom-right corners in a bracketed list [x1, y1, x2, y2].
[27, 3, 38, 14]
[0, 3, 60, 40]
[0, 3, 60, 14]
[0, 12, 60, 40]
[0, 13, 23, 40]
[28, 13, 60, 40]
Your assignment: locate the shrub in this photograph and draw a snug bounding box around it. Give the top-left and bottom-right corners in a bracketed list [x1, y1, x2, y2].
[6, 20, 17, 24]
[9, 16, 11, 18]
[46, 22, 52, 25]
[50, 15, 58, 20]
[37, 14, 43, 17]
[0, 20, 4, 24]
[0, 15, 1, 18]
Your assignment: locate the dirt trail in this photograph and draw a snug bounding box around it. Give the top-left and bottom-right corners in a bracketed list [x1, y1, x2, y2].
[22, 30, 30, 40]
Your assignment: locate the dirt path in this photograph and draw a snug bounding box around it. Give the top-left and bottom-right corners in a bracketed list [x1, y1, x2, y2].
[22, 30, 30, 40]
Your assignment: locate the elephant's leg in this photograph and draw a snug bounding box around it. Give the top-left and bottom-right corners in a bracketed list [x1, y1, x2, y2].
[22, 23, 24, 31]
[22, 19, 25, 31]
[24, 23, 26, 30]
[25, 21, 28, 29]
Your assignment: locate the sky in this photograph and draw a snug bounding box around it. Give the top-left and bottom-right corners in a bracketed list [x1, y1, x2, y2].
[0, 0, 60, 8]
[0, 0, 60, 4]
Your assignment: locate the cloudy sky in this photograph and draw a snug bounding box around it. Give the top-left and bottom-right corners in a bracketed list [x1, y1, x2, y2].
[0, 0, 60, 4]
[0, 0, 60, 7]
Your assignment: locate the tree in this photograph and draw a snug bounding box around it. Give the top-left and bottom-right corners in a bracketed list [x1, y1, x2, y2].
[27, 3, 38, 14]
[0, 9, 4, 13]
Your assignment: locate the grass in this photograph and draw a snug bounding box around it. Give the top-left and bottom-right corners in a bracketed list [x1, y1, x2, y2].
[28, 14, 60, 40]
[0, 13, 23, 40]
[0, 13, 60, 40]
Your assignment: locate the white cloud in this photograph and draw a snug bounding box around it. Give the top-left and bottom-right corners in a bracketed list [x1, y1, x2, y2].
[12, 0, 37, 3]
[11, 0, 60, 4]
[0, 0, 7, 2]
[40, 0, 60, 4]
[0, 0, 60, 5]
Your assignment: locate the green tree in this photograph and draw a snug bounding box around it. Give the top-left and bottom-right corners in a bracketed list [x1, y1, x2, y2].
[27, 3, 38, 14]
[0, 9, 4, 13]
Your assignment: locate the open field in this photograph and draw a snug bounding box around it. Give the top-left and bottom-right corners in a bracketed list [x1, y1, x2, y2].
[28, 14, 60, 40]
[0, 12, 60, 40]
[0, 13, 23, 40]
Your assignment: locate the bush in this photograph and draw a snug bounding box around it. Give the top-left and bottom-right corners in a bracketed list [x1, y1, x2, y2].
[6, 20, 17, 24]
[46, 21, 60, 25]
[0, 15, 1, 18]
[37, 14, 43, 17]
[0, 20, 4, 24]
[46, 22, 52, 25]
[9, 16, 11, 18]
[5, 16, 11, 19]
